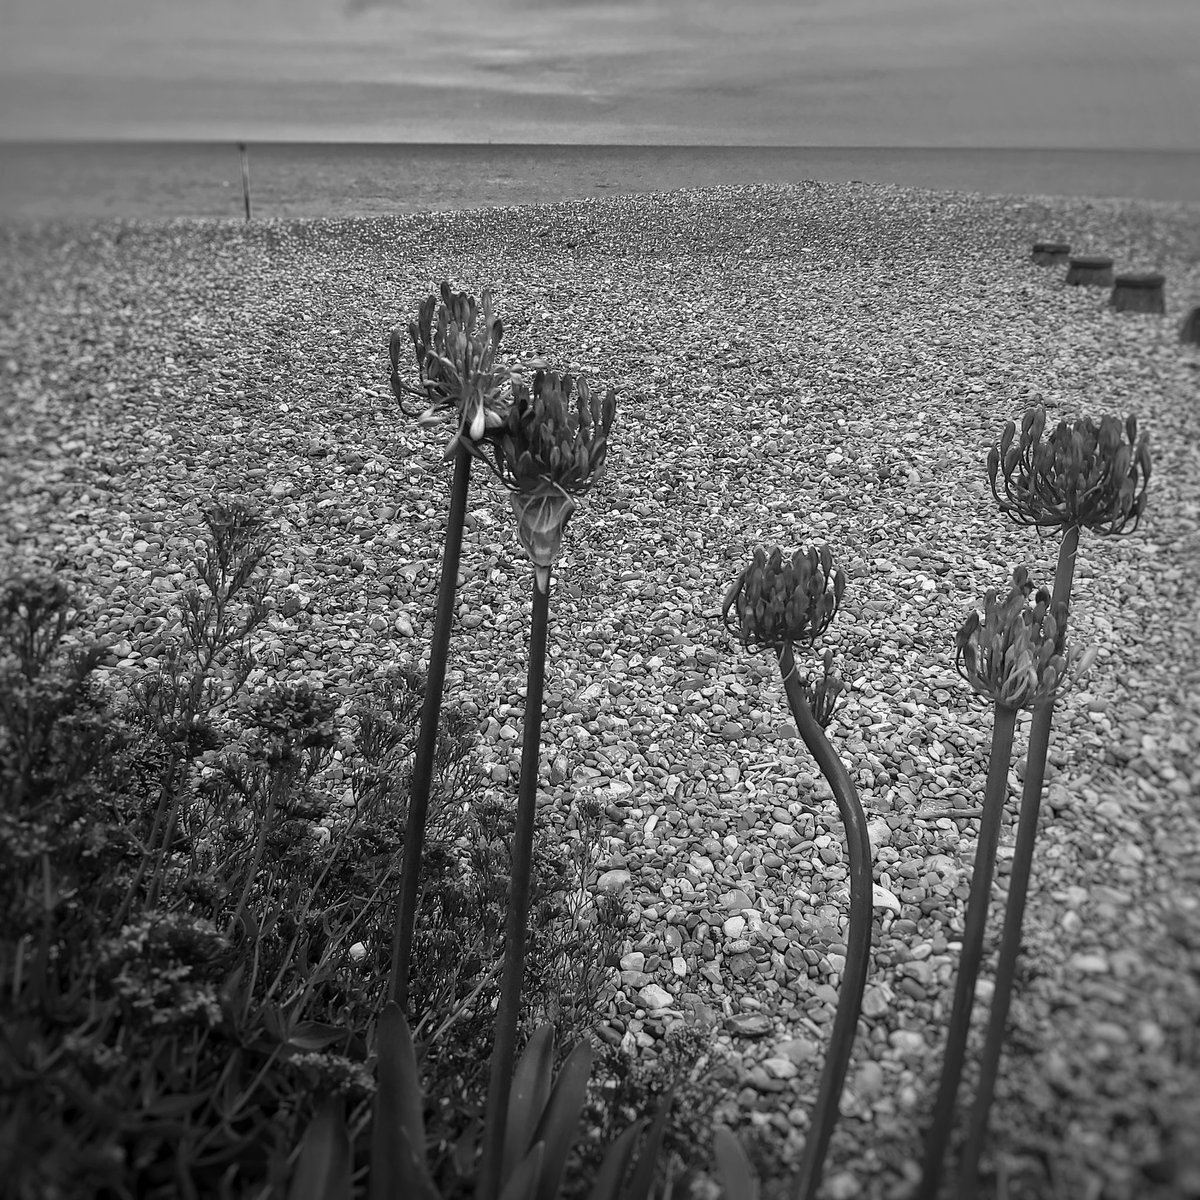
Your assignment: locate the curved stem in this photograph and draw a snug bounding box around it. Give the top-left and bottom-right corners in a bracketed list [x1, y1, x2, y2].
[916, 702, 1019, 1200]
[959, 525, 1080, 1194]
[777, 643, 873, 1200]
[388, 445, 472, 1010]
[478, 566, 552, 1200]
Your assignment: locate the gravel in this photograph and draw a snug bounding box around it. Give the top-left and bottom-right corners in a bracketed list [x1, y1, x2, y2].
[2, 181, 1199, 1199]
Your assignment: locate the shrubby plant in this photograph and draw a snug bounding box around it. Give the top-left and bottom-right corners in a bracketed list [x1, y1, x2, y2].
[0, 494, 616, 1198]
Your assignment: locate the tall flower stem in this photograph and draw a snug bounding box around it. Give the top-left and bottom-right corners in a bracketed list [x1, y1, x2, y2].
[778, 642, 873, 1200]
[477, 566, 552, 1200]
[917, 702, 1019, 1200]
[388, 444, 473, 1010]
[959, 525, 1080, 1195]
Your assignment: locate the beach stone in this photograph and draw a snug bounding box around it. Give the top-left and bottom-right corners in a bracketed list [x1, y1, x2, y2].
[638, 984, 675, 1010]
[761, 1056, 800, 1081]
[774, 1037, 820, 1065]
[825, 1172, 863, 1200]
[1070, 952, 1111, 974]
[723, 916, 747, 938]
[726, 1013, 773, 1038]
[861, 984, 892, 1019]
[889, 1030, 927, 1056]
[596, 869, 632, 894]
[854, 1061, 885, 1099]
[720, 888, 755, 913]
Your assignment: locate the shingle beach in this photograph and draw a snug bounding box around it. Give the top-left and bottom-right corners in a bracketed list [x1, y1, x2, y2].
[2, 181, 1199, 1198]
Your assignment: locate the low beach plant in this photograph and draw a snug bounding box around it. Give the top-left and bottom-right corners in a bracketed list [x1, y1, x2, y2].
[0, 496, 615, 1196]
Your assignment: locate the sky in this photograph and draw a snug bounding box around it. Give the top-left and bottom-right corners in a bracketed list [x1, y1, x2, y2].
[1, 0, 1197, 147]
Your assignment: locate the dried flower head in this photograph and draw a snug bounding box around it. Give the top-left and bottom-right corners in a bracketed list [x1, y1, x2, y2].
[956, 565, 1097, 709]
[721, 544, 846, 652]
[987, 404, 1151, 535]
[487, 369, 617, 570]
[390, 282, 511, 456]
[488, 369, 616, 496]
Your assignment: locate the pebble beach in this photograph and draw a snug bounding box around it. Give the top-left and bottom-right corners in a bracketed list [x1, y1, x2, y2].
[2, 181, 1199, 1198]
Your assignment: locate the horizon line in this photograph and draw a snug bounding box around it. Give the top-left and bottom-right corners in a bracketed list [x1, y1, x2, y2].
[4, 139, 1199, 153]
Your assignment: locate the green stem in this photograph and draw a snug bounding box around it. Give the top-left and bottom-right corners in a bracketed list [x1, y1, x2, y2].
[958, 525, 1080, 1195]
[388, 445, 473, 1010]
[477, 566, 552, 1200]
[778, 643, 874, 1200]
[916, 702, 1019, 1200]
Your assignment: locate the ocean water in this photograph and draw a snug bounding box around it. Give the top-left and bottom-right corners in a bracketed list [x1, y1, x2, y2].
[0, 142, 1197, 221]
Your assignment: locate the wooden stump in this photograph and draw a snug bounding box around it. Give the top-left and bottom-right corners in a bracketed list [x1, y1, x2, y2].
[1181, 304, 1200, 344]
[1110, 272, 1166, 314]
[1065, 255, 1114, 286]
[1032, 241, 1070, 265]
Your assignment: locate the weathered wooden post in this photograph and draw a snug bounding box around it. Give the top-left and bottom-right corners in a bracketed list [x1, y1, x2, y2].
[1109, 272, 1166, 314]
[1031, 240, 1070, 265]
[1065, 255, 1114, 286]
[238, 142, 252, 221]
[1180, 304, 1200, 344]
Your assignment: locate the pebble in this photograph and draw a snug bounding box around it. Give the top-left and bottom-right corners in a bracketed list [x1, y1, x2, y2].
[637, 984, 675, 1010]
[726, 1013, 774, 1038]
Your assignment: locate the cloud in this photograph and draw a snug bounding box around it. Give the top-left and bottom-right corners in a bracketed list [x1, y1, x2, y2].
[0, 0, 1196, 145]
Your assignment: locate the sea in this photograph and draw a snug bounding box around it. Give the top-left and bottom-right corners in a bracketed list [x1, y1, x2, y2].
[0, 142, 1197, 221]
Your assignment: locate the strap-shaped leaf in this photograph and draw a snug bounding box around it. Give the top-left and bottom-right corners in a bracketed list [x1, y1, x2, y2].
[370, 1003, 431, 1200]
[288, 1099, 352, 1200]
[531, 1040, 594, 1200]
[498, 1141, 546, 1200]
[502, 1024, 556, 1184]
[712, 1127, 759, 1200]
[624, 1085, 676, 1200]
[586, 1119, 650, 1200]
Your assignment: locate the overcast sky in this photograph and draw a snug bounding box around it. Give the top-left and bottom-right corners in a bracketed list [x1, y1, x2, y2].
[1, 0, 1197, 146]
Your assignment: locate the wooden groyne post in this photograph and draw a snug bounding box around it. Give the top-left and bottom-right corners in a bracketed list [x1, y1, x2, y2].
[238, 142, 252, 221]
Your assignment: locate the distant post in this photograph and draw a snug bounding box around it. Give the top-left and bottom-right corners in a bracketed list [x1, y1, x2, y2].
[238, 142, 252, 221]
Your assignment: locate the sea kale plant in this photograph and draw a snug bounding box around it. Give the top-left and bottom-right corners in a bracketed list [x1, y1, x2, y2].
[720, 543, 872, 1200]
[919, 404, 1150, 1199]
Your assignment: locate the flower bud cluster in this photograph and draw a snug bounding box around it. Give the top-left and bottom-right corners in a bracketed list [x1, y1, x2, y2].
[955, 566, 1097, 709]
[987, 404, 1151, 535]
[722, 544, 845, 652]
[489, 369, 617, 496]
[801, 648, 846, 729]
[391, 283, 510, 455]
[487, 371, 617, 570]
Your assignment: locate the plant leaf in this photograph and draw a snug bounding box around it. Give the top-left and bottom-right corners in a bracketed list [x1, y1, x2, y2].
[370, 1003, 430, 1200]
[712, 1126, 759, 1200]
[288, 1099, 352, 1200]
[585, 1119, 649, 1200]
[498, 1141, 546, 1200]
[503, 1023, 555, 1184]
[532, 1040, 593, 1200]
[624, 1085, 675, 1200]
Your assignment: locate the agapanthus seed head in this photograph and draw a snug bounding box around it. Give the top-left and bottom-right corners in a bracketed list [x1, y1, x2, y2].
[722, 543, 846, 652]
[489, 369, 616, 497]
[394, 283, 512, 456]
[956, 566, 1093, 709]
[989, 402, 1151, 535]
